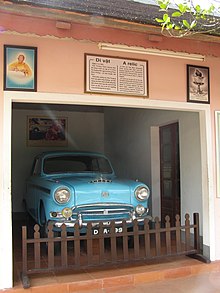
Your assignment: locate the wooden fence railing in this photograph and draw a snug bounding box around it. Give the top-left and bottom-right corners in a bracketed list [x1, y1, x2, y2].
[21, 213, 203, 288]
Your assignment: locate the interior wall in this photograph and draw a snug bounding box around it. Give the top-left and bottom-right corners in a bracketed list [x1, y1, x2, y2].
[13, 105, 203, 231]
[104, 107, 202, 231]
[12, 108, 104, 212]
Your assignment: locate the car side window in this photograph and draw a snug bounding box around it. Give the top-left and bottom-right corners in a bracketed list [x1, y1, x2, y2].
[32, 158, 41, 176]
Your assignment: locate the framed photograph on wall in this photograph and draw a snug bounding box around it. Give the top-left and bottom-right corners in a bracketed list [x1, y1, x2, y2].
[4, 45, 37, 91]
[215, 111, 220, 198]
[187, 65, 210, 104]
[27, 116, 68, 147]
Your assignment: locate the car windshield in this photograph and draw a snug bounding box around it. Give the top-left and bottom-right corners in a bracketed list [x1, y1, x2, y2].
[43, 155, 113, 174]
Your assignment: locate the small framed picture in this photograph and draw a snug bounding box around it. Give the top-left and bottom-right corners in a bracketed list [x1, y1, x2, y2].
[27, 116, 68, 147]
[187, 65, 210, 104]
[4, 45, 37, 91]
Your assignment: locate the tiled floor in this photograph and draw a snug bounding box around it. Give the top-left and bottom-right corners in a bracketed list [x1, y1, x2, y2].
[2, 218, 219, 292]
[9, 256, 220, 293]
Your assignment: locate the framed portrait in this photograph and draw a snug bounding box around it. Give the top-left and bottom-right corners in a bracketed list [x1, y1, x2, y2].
[27, 116, 68, 147]
[187, 65, 210, 104]
[215, 111, 220, 198]
[4, 45, 37, 91]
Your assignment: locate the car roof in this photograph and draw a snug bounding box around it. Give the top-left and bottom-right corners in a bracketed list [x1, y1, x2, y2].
[36, 151, 108, 159]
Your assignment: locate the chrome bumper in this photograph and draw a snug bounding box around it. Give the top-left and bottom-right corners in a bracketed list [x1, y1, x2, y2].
[53, 212, 149, 228]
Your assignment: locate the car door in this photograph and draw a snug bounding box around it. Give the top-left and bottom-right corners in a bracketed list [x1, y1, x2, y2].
[160, 122, 180, 226]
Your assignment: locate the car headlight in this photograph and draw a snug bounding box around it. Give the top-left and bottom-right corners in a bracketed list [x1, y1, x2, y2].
[62, 207, 73, 219]
[54, 188, 71, 204]
[135, 204, 146, 216]
[135, 186, 150, 201]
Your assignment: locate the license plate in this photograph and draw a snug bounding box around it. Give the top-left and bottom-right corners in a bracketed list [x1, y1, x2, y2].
[92, 227, 123, 235]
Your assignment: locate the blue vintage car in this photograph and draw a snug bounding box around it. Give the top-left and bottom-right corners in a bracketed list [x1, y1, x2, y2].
[24, 151, 150, 234]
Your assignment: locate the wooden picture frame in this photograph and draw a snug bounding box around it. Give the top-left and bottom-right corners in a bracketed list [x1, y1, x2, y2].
[85, 54, 148, 98]
[27, 116, 68, 147]
[4, 45, 37, 91]
[187, 64, 210, 104]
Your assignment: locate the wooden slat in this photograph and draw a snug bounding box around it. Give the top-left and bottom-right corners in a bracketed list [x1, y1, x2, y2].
[74, 223, 80, 267]
[47, 223, 54, 268]
[155, 217, 161, 256]
[122, 220, 129, 261]
[185, 214, 191, 251]
[175, 215, 181, 253]
[22, 226, 28, 273]
[133, 220, 139, 259]
[61, 224, 68, 268]
[34, 224, 41, 269]
[144, 219, 150, 257]
[193, 213, 200, 252]
[110, 222, 117, 262]
[87, 223, 93, 265]
[165, 215, 171, 255]
[98, 222, 105, 265]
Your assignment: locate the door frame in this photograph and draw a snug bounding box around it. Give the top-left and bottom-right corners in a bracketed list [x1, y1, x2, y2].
[1, 91, 214, 289]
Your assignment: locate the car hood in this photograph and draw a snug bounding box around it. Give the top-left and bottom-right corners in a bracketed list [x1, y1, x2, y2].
[52, 175, 134, 205]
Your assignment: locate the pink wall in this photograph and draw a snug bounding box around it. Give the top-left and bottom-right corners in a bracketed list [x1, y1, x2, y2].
[2, 33, 218, 103]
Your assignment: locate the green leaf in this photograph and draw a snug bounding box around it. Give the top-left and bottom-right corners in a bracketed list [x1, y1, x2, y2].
[182, 19, 190, 29]
[174, 25, 181, 30]
[195, 5, 201, 13]
[178, 3, 187, 13]
[163, 13, 170, 22]
[190, 20, 197, 29]
[159, 3, 169, 10]
[167, 23, 174, 29]
[207, 4, 215, 14]
[172, 11, 182, 17]
[155, 18, 164, 23]
[157, 0, 170, 10]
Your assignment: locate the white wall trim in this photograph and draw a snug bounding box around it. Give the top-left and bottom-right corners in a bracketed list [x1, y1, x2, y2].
[150, 126, 161, 219]
[0, 90, 214, 289]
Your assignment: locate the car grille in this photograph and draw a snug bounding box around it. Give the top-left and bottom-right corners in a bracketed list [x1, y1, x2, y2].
[72, 203, 134, 222]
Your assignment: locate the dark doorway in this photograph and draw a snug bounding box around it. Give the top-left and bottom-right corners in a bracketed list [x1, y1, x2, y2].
[160, 122, 180, 226]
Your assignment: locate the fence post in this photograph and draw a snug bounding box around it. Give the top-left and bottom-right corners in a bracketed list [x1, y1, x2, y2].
[47, 222, 54, 269]
[110, 221, 117, 262]
[22, 226, 28, 274]
[98, 222, 105, 265]
[133, 220, 140, 259]
[155, 217, 161, 256]
[193, 213, 200, 252]
[87, 223, 93, 265]
[175, 215, 181, 253]
[189, 213, 211, 263]
[165, 216, 171, 255]
[185, 214, 191, 251]
[144, 218, 150, 258]
[21, 226, 30, 289]
[34, 224, 41, 269]
[74, 223, 80, 267]
[61, 224, 68, 268]
[122, 220, 129, 261]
